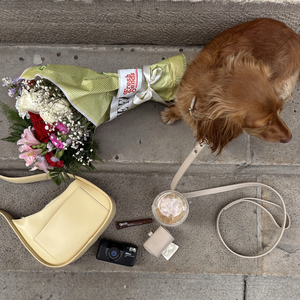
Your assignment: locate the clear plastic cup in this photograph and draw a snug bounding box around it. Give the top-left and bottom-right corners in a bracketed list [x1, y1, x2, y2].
[152, 190, 189, 227]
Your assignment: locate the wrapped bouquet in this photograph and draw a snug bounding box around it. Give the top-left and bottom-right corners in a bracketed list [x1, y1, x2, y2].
[1, 55, 187, 185]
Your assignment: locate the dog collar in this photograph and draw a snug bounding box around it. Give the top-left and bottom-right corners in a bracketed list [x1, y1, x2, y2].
[189, 96, 198, 121]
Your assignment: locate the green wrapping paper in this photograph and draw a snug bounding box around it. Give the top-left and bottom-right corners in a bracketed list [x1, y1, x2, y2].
[20, 54, 187, 127]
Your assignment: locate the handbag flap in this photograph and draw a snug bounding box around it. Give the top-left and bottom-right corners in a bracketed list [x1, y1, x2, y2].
[33, 187, 109, 263]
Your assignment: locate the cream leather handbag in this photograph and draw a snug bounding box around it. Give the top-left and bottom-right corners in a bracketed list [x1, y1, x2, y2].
[0, 173, 116, 268]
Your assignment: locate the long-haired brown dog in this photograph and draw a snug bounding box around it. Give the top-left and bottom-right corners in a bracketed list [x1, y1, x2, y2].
[161, 18, 300, 154]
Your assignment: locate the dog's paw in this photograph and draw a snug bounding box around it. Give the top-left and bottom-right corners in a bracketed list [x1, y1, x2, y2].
[160, 106, 181, 125]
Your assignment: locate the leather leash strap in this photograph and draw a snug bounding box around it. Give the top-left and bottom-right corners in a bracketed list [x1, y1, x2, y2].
[171, 143, 290, 258]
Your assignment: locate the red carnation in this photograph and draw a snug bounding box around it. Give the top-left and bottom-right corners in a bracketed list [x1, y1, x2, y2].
[45, 152, 64, 168]
[29, 112, 52, 143]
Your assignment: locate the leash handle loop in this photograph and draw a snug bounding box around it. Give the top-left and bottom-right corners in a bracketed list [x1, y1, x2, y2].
[171, 144, 290, 258]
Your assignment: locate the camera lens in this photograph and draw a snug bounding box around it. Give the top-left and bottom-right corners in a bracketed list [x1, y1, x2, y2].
[108, 247, 120, 260]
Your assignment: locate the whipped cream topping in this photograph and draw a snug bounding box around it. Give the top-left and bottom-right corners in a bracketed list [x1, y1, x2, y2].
[157, 194, 185, 217]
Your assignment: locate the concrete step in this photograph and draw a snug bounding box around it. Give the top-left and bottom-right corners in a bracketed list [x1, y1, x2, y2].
[0, 272, 246, 300]
[2, 271, 300, 300]
[1, 43, 300, 299]
[0, 0, 300, 45]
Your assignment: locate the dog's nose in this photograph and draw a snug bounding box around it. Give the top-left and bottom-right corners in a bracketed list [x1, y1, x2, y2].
[280, 135, 292, 143]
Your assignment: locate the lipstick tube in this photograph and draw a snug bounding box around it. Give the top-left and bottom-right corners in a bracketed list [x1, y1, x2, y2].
[116, 218, 152, 230]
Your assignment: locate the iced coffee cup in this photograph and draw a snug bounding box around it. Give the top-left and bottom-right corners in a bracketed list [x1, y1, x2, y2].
[152, 190, 189, 227]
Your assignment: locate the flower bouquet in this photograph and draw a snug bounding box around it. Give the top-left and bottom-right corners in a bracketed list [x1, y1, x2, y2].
[1, 55, 187, 185]
[1, 77, 99, 185]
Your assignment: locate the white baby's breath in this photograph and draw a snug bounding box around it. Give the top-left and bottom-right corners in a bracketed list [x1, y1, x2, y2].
[16, 88, 73, 125]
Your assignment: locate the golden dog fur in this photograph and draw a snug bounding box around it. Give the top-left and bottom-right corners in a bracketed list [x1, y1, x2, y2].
[161, 18, 300, 154]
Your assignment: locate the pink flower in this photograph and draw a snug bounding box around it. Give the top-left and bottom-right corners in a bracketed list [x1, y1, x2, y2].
[17, 126, 40, 147]
[30, 156, 53, 173]
[18, 144, 32, 153]
[49, 134, 64, 149]
[19, 145, 42, 167]
[56, 123, 69, 134]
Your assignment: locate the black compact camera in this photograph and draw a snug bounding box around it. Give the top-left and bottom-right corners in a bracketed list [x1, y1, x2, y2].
[96, 239, 138, 267]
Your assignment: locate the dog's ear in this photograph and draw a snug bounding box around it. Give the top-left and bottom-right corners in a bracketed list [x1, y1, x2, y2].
[196, 115, 244, 155]
[192, 52, 271, 154]
[193, 95, 244, 155]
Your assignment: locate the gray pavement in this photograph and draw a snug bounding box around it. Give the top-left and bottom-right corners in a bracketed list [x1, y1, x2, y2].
[1, 44, 300, 299]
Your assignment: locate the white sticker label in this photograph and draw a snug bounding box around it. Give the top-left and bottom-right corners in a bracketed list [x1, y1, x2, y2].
[117, 69, 143, 98]
[161, 243, 179, 260]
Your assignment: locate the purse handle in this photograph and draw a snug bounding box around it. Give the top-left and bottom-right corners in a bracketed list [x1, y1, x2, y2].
[170, 143, 290, 258]
[0, 172, 99, 221]
[0, 173, 52, 183]
[0, 172, 103, 189]
[1, 172, 81, 184]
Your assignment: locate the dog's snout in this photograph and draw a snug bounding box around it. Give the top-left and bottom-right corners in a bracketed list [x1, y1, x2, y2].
[280, 134, 292, 143]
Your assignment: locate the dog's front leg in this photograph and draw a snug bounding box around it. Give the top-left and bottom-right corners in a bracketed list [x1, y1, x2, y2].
[160, 105, 182, 124]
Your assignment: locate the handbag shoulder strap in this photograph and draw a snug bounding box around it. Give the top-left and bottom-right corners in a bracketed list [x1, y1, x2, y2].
[0, 172, 97, 220]
[0, 172, 95, 187]
[0, 173, 54, 221]
[0, 173, 53, 184]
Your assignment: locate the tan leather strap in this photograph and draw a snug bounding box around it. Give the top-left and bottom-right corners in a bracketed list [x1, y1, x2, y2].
[0, 172, 91, 230]
[0, 172, 105, 222]
[171, 143, 205, 191]
[0, 173, 70, 184]
[0, 172, 75, 226]
[171, 143, 290, 258]
[0, 173, 101, 191]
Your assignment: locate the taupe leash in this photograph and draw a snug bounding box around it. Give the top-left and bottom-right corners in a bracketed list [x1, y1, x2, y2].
[171, 143, 290, 258]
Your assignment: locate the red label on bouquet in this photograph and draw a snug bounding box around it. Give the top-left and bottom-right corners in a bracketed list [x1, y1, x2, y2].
[117, 69, 143, 98]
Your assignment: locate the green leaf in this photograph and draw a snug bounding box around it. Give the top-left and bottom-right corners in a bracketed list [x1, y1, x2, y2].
[2, 136, 19, 143]
[1, 102, 31, 143]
